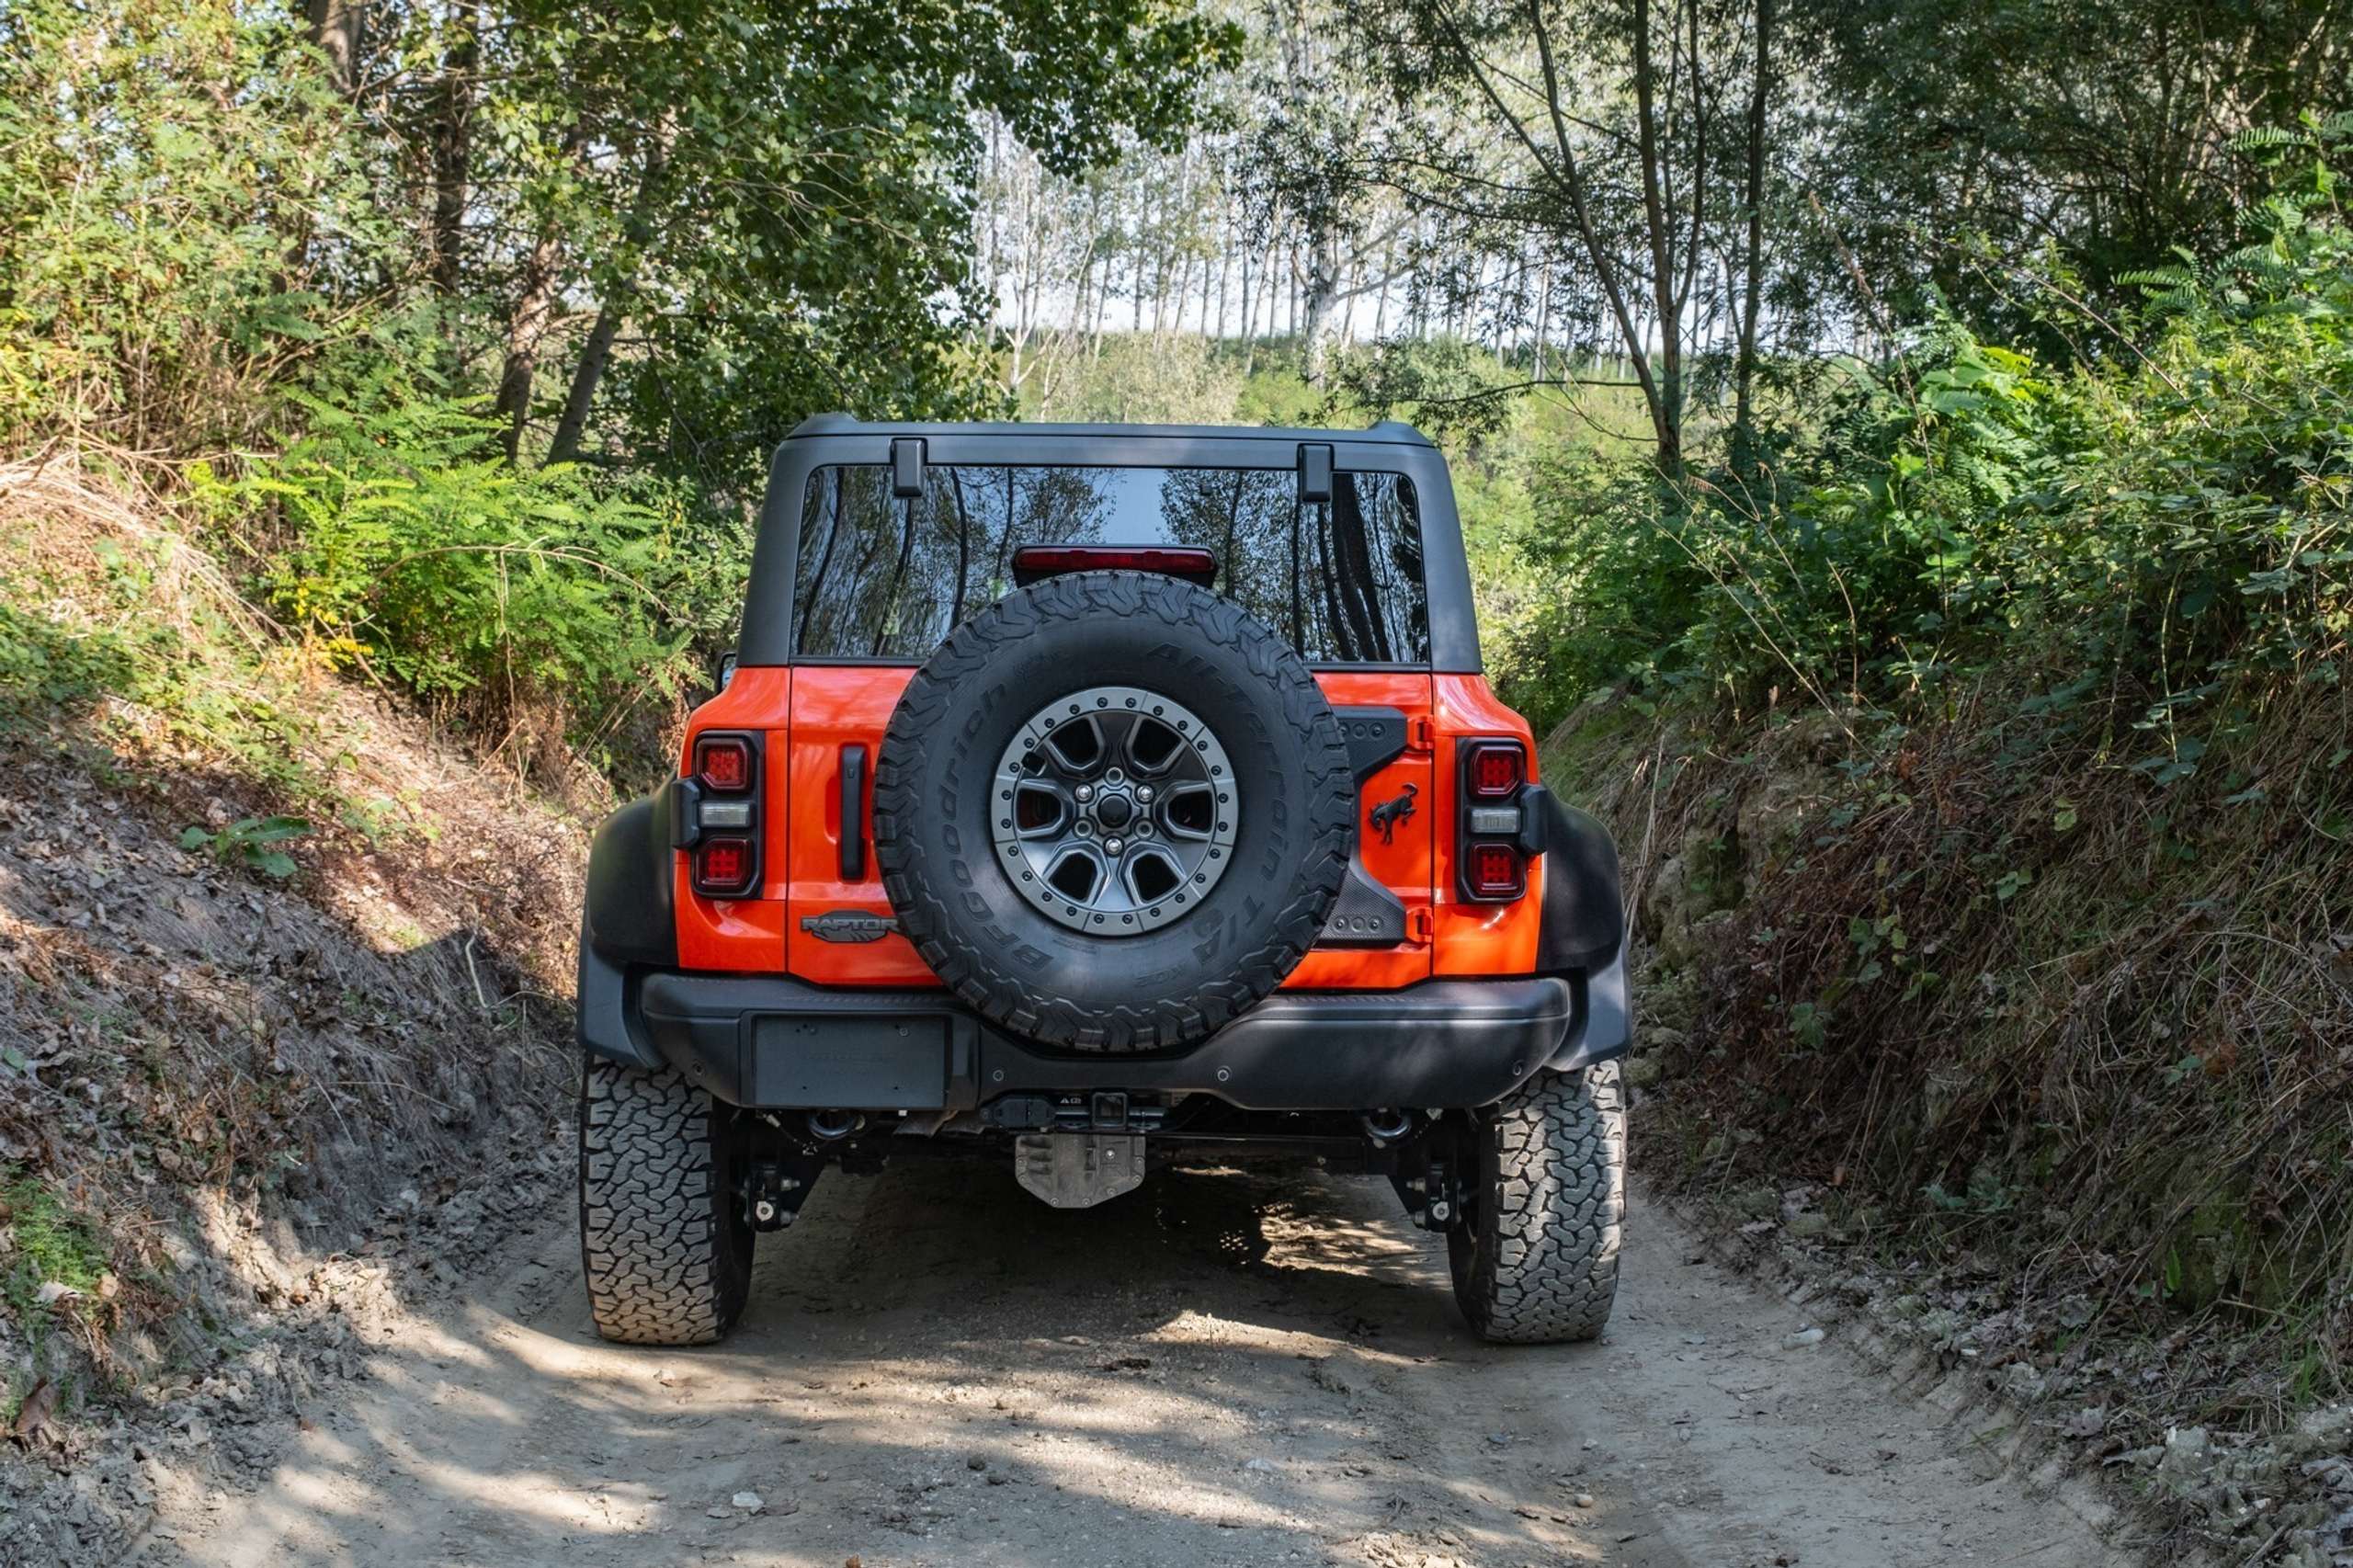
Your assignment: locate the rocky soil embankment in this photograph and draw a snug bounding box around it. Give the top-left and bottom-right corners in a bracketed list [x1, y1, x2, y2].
[1540, 691, 2353, 1567]
[1, 461, 593, 1562]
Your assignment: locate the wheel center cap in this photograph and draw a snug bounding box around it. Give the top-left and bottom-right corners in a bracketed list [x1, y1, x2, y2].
[1093, 792, 1133, 829]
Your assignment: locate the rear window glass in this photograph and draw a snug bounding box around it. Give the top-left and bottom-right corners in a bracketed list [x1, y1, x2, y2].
[790, 464, 1429, 665]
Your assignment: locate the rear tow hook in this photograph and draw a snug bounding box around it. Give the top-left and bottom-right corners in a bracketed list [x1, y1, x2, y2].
[1396, 1153, 1463, 1233]
[742, 1157, 821, 1233]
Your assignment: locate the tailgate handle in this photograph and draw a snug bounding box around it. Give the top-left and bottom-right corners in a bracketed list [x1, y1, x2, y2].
[839, 744, 869, 881]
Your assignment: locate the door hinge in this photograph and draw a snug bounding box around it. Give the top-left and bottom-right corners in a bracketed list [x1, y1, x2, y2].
[1409, 715, 1438, 752]
[1407, 906, 1435, 944]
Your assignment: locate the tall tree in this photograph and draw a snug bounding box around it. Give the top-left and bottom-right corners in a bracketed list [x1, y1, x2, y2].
[1794, 0, 2353, 323]
[433, 0, 1236, 483]
[1347, 0, 1767, 473]
[422, 0, 477, 295]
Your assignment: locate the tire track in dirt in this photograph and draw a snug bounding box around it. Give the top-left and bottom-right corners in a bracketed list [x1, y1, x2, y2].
[139, 1165, 2140, 1568]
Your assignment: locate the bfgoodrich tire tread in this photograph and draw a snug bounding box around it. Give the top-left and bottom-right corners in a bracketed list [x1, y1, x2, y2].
[578, 1053, 753, 1346]
[1449, 1062, 1626, 1344]
[872, 570, 1353, 1053]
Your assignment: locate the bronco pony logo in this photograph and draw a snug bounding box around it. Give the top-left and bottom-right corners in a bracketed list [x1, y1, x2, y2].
[1368, 783, 1418, 846]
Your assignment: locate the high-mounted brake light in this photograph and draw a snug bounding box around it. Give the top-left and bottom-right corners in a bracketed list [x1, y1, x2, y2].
[1011, 546, 1219, 587]
[1456, 738, 1531, 903]
[683, 731, 763, 899]
[696, 734, 753, 792]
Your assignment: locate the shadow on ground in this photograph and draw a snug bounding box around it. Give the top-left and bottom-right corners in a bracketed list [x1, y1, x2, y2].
[151, 1160, 1629, 1568]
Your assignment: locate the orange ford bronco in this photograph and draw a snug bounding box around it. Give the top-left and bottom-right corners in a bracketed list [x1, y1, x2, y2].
[576, 419, 1631, 1346]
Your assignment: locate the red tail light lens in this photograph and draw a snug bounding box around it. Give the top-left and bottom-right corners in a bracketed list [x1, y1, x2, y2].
[1465, 741, 1524, 799]
[1456, 736, 1530, 902]
[1466, 842, 1525, 899]
[1011, 546, 1218, 586]
[684, 731, 761, 898]
[695, 836, 756, 896]
[696, 735, 752, 792]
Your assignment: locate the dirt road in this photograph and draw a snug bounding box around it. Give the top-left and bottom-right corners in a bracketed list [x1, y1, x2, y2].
[139, 1164, 2137, 1568]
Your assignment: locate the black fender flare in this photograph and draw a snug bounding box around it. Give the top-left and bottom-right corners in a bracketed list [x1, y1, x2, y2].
[1525, 788, 1631, 1069]
[1530, 790, 1624, 976]
[578, 792, 677, 1068]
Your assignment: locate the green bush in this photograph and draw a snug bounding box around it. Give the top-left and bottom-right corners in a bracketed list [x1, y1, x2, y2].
[194, 382, 717, 759]
[0, 2, 385, 452]
[1495, 139, 2353, 749]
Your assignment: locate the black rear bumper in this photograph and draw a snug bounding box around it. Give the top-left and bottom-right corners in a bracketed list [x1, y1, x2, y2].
[578, 944, 1628, 1113]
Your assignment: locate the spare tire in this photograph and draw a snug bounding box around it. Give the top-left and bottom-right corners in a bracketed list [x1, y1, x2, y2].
[873, 570, 1353, 1052]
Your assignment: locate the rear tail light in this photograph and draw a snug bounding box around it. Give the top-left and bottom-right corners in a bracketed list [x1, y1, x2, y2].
[694, 835, 757, 896]
[1456, 738, 1529, 903]
[1465, 841, 1525, 899]
[696, 734, 752, 792]
[1464, 740, 1524, 798]
[684, 731, 762, 898]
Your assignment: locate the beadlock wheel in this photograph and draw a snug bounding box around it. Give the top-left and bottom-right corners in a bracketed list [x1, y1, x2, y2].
[991, 684, 1241, 937]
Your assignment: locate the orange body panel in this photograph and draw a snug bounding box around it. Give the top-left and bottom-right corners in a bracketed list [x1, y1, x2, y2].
[1430, 672, 1542, 976]
[781, 666, 936, 986]
[671, 663, 1540, 985]
[1280, 671, 1435, 989]
[674, 666, 792, 972]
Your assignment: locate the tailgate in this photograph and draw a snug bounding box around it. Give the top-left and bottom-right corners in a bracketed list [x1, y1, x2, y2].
[778, 666, 1436, 988]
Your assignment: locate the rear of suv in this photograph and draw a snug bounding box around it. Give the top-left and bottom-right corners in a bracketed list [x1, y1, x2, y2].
[575, 418, 1632, 1346]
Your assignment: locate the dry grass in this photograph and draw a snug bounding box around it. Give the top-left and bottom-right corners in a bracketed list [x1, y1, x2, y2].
[1552, 676, 2353, 1435]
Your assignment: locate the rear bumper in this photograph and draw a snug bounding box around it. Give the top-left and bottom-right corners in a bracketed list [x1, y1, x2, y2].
[578, 945, 1630, 1113]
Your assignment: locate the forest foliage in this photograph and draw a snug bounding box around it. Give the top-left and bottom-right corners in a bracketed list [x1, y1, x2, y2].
[0, 0, 1233, 771]
[6, 0, 2348, 780]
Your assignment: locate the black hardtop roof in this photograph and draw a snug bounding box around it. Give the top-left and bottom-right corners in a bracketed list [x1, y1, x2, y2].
[783, 414, 1437, 449]
[744, 411, 1481, 672]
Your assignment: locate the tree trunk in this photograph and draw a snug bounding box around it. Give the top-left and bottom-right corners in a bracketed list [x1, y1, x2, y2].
[1238, 244, 1256, 347]
[1532, 256, 1552, 381]
[425, 0, 479, 295]
[494, 224, 567, 461]
[494, 126, 589, 462]
[1631, 0, 1684, 473]
[1301, 230, 1339, 385]
[304, 0, 364, 97]
[547, 305, 620, 466]
[1215, 217, 1233, 337]
[1089, 245, 1109, 357]
[547, 123, 675, 466]
[1733, 0, 1774, 472]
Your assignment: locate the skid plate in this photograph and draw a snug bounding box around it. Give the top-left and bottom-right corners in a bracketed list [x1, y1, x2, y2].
[1015, 1133, 1145, 1209]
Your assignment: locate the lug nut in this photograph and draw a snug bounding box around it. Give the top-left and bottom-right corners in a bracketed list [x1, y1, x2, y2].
[1075, 784, 1095, 803]
[1104, 836, 1124, 854]
[1135, 784, 1154, 803]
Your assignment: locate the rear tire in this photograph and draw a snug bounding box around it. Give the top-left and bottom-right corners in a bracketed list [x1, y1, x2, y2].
[1448, 1062, 1625, 1344]
[578, 1053, 755, 1346]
